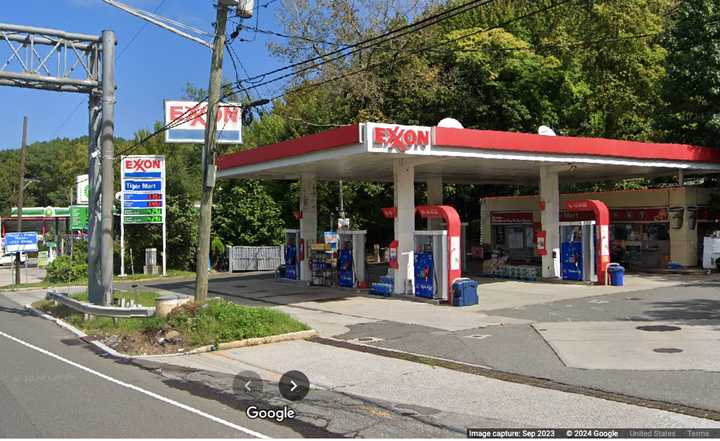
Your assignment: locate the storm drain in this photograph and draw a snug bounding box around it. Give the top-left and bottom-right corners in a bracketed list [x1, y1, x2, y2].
[349, 336, 385, 344]
[636, 325, 682, 332]
[626, 297, 642, 301]
[464, 334, 491, 340]
[653, 347, 684, 353]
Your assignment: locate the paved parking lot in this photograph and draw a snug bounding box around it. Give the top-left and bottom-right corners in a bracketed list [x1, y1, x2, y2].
[143, 271, 720, 412]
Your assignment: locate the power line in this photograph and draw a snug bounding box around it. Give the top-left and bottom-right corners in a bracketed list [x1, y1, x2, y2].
[241, 0, 496, 83]
[118, 0, 169, 60]
[225, 41, 252, 100]
[250, 0, 576, 102]
[224, 0, 495, 98]
[234, 23, 345, 47]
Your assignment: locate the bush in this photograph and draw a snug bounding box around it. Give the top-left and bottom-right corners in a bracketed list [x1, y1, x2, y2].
[46, 256, 87, 283]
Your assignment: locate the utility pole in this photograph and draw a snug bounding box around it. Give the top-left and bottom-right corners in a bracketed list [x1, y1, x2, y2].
[14, 116, 27, 286]
[98, 30, 117, 306]
[195, 3, 229, 302]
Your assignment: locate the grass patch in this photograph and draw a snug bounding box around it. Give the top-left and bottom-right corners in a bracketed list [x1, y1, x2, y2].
[116, 270, 195, 282]
[167, 299, 309, 347]
[1, 269, 197, 291]
[71, 291, 159, 307]
[32, 296, 308, 355]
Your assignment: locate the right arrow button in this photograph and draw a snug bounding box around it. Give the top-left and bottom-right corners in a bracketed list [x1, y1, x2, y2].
[279, 370, 309, 401]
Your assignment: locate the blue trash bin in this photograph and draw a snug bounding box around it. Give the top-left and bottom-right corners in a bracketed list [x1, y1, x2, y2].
[607, 264, 625, 286]
[452, 278, 478, 306]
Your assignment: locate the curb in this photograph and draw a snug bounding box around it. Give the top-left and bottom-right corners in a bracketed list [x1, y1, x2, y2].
[178, 329, 318, 356]
[24, 304, 317, 360]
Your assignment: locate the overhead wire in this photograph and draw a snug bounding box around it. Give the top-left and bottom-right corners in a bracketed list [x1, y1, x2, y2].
[240, 0, 497, 83]
[233, 0, 576, 101]
[221, 0, 496, 99]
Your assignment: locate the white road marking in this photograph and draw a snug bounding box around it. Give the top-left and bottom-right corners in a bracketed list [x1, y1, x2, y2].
[0, 330, 269, 439]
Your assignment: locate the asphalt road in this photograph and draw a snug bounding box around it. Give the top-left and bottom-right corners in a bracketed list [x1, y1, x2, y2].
[0, 294, 307, 438]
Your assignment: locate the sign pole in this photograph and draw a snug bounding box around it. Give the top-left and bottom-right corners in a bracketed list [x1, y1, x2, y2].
[15, 116, 27, 286]
[120, 158, 125, 277]
[162, 160, 167, 277]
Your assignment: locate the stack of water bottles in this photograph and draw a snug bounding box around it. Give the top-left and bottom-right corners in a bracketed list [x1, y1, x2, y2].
[370, 275, 394, 296]
[492, 265, 539, 281]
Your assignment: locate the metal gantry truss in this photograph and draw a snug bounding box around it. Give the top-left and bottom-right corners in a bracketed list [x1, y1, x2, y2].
[0, 22, 116, 306]
[0, 23, 101, 93]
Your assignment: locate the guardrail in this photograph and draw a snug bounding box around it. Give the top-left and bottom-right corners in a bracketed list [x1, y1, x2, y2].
[46, 290, 155, 318]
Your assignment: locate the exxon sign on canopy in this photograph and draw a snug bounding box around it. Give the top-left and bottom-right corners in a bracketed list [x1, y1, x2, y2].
[164, 100, 242, 144]
[367, 123, 432, 154]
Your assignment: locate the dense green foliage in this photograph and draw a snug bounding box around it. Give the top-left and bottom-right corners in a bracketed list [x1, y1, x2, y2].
[46, 256, 88, 283]
[46, 240, 88, 283]
[3, 0, 719, 264]
[659, 0, 720, 149]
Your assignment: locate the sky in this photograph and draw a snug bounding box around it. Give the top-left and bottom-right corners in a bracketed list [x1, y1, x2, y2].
[0, 0, 287, 149]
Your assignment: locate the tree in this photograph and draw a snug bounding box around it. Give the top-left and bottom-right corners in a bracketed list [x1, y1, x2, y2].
[212, 180, 285, 246]
[659, 0, 720, 148]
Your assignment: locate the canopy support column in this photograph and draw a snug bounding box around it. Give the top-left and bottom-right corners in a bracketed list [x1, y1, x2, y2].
[300, 173, 317, 282]
[393, 159, 415, 294]
[426, 176, 442, 230]
[540, 166, 560, 279]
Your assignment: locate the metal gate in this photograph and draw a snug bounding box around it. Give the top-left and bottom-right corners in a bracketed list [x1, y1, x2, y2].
[228, 246, 283, 272]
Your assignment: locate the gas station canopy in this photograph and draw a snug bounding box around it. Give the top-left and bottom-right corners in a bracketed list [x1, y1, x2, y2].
[217, 122, 720, 183]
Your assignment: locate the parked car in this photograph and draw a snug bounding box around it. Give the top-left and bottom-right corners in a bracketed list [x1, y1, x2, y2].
[0, 252, 27, 266]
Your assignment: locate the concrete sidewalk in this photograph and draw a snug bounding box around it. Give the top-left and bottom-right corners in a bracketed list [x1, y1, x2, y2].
[144, 339, 720, 430]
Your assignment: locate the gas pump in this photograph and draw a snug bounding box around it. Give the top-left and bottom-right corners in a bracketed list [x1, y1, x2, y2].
[413, 231, 448, 300]
[559, 221, 597, 282]
[337, 230, 366, 288]
[284, 229, 302, 280]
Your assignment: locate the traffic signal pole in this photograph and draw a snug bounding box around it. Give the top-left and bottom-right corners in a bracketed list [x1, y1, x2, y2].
[195, 3, 229, 302]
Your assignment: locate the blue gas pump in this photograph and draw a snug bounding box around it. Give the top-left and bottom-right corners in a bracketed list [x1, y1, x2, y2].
[338, 248, 354, 287]
[560, 241, 583, 281]
[560, 222, 597, 282]
[414, 251, 434, 298]
[285, 243, 298, 280]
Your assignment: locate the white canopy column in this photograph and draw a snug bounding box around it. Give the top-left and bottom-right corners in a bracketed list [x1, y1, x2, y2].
[539, 166, 560, 278]
[426, 176, 443, 230]
[300, 173, 317, 282]
[394, 159, 415, 294]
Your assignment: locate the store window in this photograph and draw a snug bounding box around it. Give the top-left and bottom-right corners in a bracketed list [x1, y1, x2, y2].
[611, 223, 670, 268]
[493, 224, 535, 262]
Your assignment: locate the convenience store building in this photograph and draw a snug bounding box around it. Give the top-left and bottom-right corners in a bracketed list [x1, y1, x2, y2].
[482, 186, 719, 270]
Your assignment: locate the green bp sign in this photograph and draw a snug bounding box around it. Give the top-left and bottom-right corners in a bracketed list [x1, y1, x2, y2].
[69, 205, 89, 231]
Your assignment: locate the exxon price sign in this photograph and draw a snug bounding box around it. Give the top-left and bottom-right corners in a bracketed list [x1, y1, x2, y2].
[121, 155, 165, 225]
[164, 100, 242, 144]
